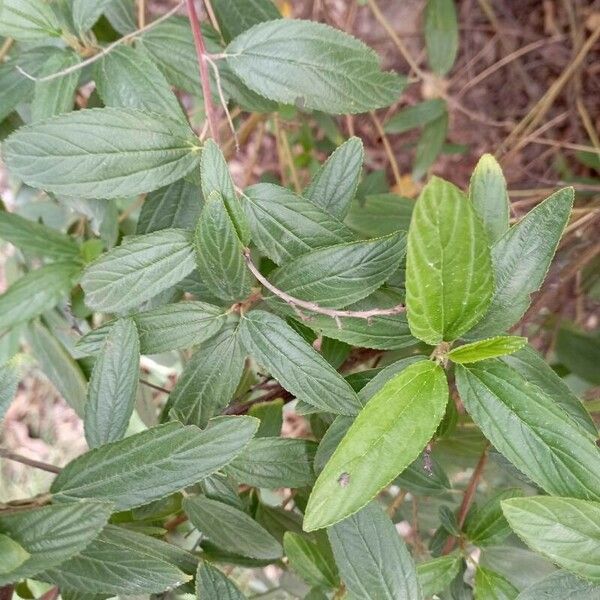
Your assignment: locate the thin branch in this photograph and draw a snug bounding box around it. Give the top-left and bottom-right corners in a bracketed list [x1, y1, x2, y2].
[139, 378, 170, 394]
[185, 0, 220, 143]
[137, 0, 145, 28]
[242, 249, 406, 327]
[0, 449, 62, 474]
[370, 111, 401, 186]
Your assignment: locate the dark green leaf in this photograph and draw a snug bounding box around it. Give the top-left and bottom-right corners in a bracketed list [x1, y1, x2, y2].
[556, 326, 600, 385]
[105, 0, 136, 34]
[474, 567, 519, 600]
[84, 318, 140, 448]
[425, 0, 459, 75]
[213, 0, 280, 42]
[2, 108, 201, 199]
[284, 532, 339, 589]
[0, 355, 21, 422]
[226, 20, 405, 114]
[304, 360, 448, 530]
[328, 502, 422, 599]
[72, 0, 113, 32]
[412, 112, 448, 179]
[406, 176, 493, 344]
[184, 495, 282, 560]
[0, 0, 62, 39]
[448, 336, 527, 364]
[249, 399, 283, 437]
[196, 561, 246, 599]
[344, 193, 413, 238]
[51, 418, 259, 510]
[416, 554, 461, 597]
[384, 99, 447, 133]
[517, 570, 600, 600]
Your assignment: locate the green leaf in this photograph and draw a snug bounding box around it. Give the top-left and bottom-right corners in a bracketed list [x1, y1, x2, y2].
[226, 20, 405, 114]
[51, 418, 259, 510]
[0, 534, 30, 575]
[105, 0, 136, 34]
[384, 99, 447, 134]
[0, 0, 62, 39]
[517, 570, 600, 600]
[243, 183, 355, 264]
[41, 525, 191, 594]
[0, 262, 80, 330]
[239, 310, 361, 415]
[556, 326, 600, 385]
[416, 554, 461, 597]
[469, 153, 509, 245]
[77, 301, 227, 356]
[81, 228, 196, 313]
[406, 176, 493, 344]
[304, 360, 448, 531]
[328, 502, 423, 599]
[456, 360, 600, 500]
[249, 399, 283, 437]
[196, 561, 246, 600]
[84, 318, 140, 449]
[72, 0, 113, 32]
[28, 321, 87, 417]
[2, 108, 201, 199]
[284, 532, 339, 589]
[501, 345, 596, 436]
[0, 501, 112, 586]
[213, 0, 280, 42]
[0, 210, 80, 261]
[464, 488, 523, 547]
[502, 496, 600, 583]
[184, 495, 282, 560]
[225, 437, 316, 488]
[395, 455, 451, 496]
[425, 0, 459, 75]
[194, 192, 253, 303]
[0, 356, 21, 422]
[170, 322, 245, 427]
[304, 137, 363, 219]
[344, 193, 414, 238]
[467, 187, 573, 338]
[474, 567, 519, 600]
[31, 50, 80, 121]
[448, 336, 527, 364]
[95, 45, 186, 122]
[137, 178, 203, 234]
[412, 111, 448, 179]
[268, 233, 405, 308]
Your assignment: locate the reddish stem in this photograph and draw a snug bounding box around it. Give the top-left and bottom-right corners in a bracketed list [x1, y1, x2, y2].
[185, 0, 220, 143]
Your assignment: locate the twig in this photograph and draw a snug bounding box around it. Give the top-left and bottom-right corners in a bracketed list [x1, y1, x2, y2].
[370, 111, 401, 186]
[275, 115, 301, 192]
[185, 0, 220, 143]
[139, 378, 170, 394]
[0, 38, 14, 62]
[0, 448, 62, 474]
[242, 249, 406, 327]
[442, 444, 489, 555]
[387, 489, 407, 516]
[137, 0, 145, 28]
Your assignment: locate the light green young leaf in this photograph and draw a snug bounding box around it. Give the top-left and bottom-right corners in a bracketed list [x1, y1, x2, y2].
[184, 496, 282, 560]
[467, 187, 573, 338]
[456, 360, 600, 500]
[243, 183, 355, 264]
[0, 210, 80, 261]
[502, 496, 600, 582]
[72, 0, 114, 32]
[304, 360, 448, 531]
[194, 192, 253, 303]
[196, 561, 246, 600]
[226, 20, 405, 114]
[406, 176, 493, 344]
[51, 418, 259, 510]
[517, 570, 600, 600]
[474, 567, 519, 600]
[284, 532, 339, 589]
[425, 0, 459, 76]
[0, 0, 62, 39]
[328, 502, 422, 599]
[384, 99, 447, 133]
[0, 534, 30, 575]
[0, 501, 112, 586]
[28, 321, 87, 417]
[304, 137, 364, 219]
[448, 336, 527, 364]
[469, 153, 509, 245]
[95, 45, 186, 122]
[137, 178, 203, 234]
[226, 437, 316, 488]
[0, 262, 80, 330]
[268, 233, 405, 308]
[344, 193, 414, 238]
[501, 345, 596, 435]
[213, 0, 280, 42]
[77, 301, 226, 356]
[416, 554, 461, 597]
[41, 525, 192, 594]
[412, 111, 448, 179]
[2, 108, 201, 199]
[239, 310, 361, 415]
[81, 228, 196, 313]
[170, 322, 245, 427]
[84, 318, 140, 449]
[32, 50, 80, 121]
